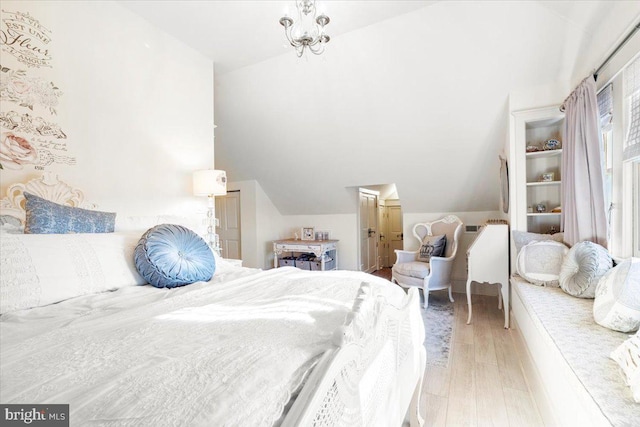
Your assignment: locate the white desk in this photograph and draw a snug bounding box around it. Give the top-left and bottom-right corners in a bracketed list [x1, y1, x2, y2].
[466, 224, 510, 329]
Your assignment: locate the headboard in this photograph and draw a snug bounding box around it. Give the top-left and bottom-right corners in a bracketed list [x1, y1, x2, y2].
[0, 172, 94, 224]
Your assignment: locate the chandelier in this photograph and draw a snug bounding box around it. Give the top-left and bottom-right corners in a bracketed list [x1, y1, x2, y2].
[279, 0, 330, 57]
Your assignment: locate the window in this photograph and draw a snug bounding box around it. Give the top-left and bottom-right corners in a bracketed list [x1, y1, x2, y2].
[597, 83, 614, 238]
[623, 56, 640, 257]
[635, 162, 640, 256]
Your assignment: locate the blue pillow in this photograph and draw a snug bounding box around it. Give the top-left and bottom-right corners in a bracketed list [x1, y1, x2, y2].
[24, 192, 116, 234]
[134, 224, 215, 288]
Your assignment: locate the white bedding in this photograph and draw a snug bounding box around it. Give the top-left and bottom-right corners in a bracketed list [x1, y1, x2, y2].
[0, 266, 406, 427]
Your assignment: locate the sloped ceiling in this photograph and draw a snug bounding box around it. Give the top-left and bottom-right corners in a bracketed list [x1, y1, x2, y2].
[122, 0, 640, 215]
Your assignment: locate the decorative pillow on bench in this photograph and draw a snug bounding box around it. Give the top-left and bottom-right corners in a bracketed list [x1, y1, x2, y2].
[512, 230, 565, 255]
[594, 258, 640, 332]
[559, 241, 612, 299]
[516, 240, 568, 287]
[611, 329, 640, 403]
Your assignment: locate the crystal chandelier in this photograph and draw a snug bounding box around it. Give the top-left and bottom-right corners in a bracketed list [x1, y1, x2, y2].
[279, 0, 330, 57]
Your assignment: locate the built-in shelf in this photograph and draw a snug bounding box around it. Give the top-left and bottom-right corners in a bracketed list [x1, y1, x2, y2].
[525, 149, 562, 158]
[527, 212, 561, 217]
[527, 181, 561, 187]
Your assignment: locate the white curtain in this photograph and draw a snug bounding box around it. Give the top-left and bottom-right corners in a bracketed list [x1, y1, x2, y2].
[561, 75, 608, 248]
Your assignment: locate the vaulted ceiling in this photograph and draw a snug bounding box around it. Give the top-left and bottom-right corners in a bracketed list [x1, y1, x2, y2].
[122, 1, 640, 215]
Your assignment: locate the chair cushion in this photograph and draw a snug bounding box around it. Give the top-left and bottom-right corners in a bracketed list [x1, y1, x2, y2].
[417, 234, 446, 262]
[393, 261, 431, 279]
[134, 224, 215, 288]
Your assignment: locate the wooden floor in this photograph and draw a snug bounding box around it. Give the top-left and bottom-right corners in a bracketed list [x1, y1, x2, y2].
[421, 292, 544, 427]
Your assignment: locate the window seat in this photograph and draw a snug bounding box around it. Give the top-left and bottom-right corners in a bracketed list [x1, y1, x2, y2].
[510, 276, 639, 426]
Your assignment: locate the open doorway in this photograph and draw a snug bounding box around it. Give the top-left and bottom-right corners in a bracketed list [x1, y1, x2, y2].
[357, 184, 403, 275]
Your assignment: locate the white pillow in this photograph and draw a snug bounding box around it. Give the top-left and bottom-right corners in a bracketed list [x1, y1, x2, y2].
[512, 230, 565, 255]
[559, 241, 612, 298]
[516, 241, 569, 286]
[0, 231, 146, 314]
[594, 258, 640, 332]
[611, 329, 640, 403]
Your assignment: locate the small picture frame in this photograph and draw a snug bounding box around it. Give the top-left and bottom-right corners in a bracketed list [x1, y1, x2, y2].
[301, 227, 315, 241]
[540, 172, 554, 182]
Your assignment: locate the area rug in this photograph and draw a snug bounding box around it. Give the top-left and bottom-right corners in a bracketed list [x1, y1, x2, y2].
[421, 291, 455, 368]
[370, 269, 455, 368]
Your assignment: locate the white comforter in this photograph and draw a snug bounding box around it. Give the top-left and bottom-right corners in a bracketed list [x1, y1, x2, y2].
[0, 266, 404, 427]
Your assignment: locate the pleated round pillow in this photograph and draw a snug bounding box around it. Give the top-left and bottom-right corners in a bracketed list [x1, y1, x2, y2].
[559, 241, 612, 298]
[594, 258, 640, 332]
[135, 224, 215, 288]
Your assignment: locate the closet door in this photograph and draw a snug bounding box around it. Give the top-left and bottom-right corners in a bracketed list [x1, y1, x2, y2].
[388, 205, 403, 263]
[359, 190, 378, 273]
[215, 190, 241, 259]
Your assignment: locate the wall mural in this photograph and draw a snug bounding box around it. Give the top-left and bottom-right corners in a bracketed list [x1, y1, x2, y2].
[0, 9, 75, 171]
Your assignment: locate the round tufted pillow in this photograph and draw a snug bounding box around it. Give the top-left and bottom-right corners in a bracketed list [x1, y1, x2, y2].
[134, 224, 215, 288]
[559, 241, 612, 298]
[516, 240, 569, 287]
[594, 258, 640, 332]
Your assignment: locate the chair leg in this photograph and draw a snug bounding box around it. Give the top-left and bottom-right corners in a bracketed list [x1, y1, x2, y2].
[423, 288, 429, 309]
[448, 285, 454, 302]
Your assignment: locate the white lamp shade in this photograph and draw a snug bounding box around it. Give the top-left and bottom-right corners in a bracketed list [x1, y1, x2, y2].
[193, 169, 227, 196]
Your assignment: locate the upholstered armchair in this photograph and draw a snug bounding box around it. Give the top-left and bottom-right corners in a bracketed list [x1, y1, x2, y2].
[391, 215, 463, 308]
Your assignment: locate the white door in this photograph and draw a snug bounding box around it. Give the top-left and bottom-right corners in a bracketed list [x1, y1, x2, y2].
[389, 204, 403, 264]
[378, 203, 389, 267]
[215, 190, 241, 260]
[359, 190, 378, 273]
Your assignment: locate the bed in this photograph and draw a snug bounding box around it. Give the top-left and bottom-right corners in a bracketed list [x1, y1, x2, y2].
[0, 173, 426, 427]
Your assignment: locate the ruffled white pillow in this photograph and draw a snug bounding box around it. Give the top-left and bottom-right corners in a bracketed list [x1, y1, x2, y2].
[512, 230, 564, 254]
[611, 329, 640, 403]
[516, 241, 568, 287]
[594, 258, 640, 332]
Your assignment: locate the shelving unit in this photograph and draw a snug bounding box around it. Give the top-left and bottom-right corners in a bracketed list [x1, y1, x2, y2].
[509, 106, 565, 234]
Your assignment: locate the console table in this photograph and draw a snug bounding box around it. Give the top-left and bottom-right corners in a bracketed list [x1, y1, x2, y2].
[273, 239, 338, 271]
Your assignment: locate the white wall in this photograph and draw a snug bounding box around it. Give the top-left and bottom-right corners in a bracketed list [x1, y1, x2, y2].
[0, 1, 214, 223]
[214, 1, 623, 218]
[228, 179, 284, 269]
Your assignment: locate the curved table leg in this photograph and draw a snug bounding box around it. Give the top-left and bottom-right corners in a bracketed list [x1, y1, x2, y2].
[466, 279, 473, 325]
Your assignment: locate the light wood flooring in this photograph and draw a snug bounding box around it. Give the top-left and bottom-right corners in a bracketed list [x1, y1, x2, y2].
[421, 292, 544, 427]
